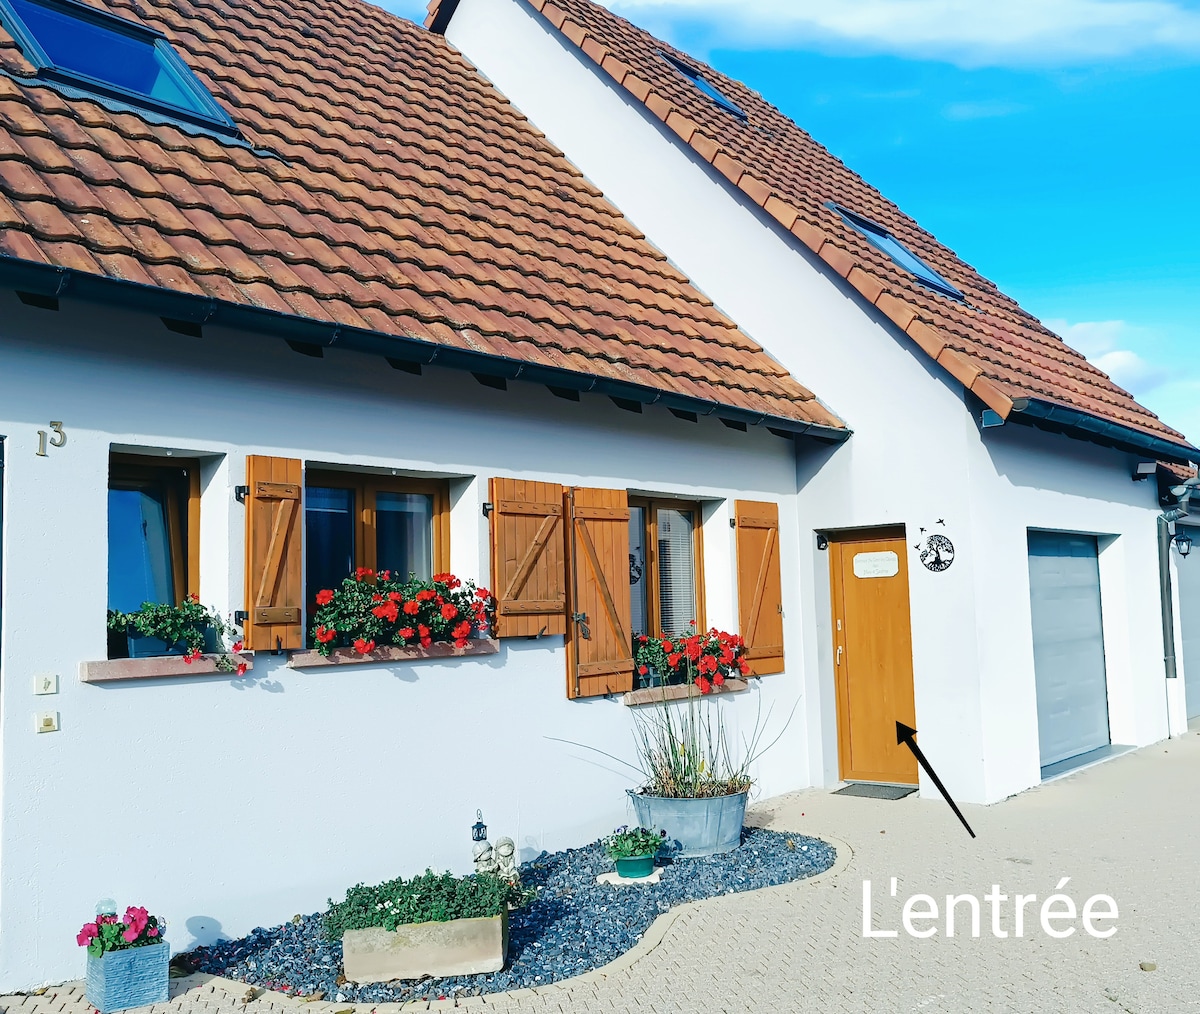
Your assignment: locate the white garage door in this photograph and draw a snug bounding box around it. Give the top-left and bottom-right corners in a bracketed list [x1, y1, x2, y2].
[1028, 531, 1111, 769]
[1178, 523, 1200, 719]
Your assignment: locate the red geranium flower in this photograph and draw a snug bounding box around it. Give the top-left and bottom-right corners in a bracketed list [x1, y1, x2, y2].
[695, 676, 713, 695]
[353, 638, 376, 655]
[420, 636, 432, 649]
[667, 652, 682, 668]
[452, 620, 472, 639]
[637, 665, 649, 676]
[441, 603, 458, 621]
[739, 659, 751, 675]
[372, 601, 400, 623]
[355, 567, 374, 581]
[476, 587, 491, 599]
[315, 589, 335, 606]
[433, 572, 451, 584]
[388, 591, 403, 601]
[418, 624, 430, 638]
[416, 589, 436, 602]
[232, 640, 243, 653]
[661, 639, 673, 652]
[399, 626, 415, 640]
[236, 662, 248, 676]
[371, 593, 384, 603]
[713, 672, 725, 687]
[403, 600, 420, 615]
[315, 625, 336, 643]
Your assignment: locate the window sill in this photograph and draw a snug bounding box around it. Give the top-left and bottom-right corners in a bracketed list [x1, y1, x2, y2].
[288, 638, 500, 668]
[79, 653, 254, 683]
[623, 678, 749, 707]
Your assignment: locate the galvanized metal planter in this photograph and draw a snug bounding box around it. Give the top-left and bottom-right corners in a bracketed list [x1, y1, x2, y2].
[85, 942, 170, 1013]
[628, 789, 748, 857]
[342, 910, 508, 984]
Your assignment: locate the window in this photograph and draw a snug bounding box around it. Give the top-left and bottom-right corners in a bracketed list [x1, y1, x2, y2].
[107, 454, 198, 613]
[0, 0, 238, 134]
[629, 497, 705, 642]
[660, 51, 748, 121]
[304, 471, 449, 609]
[833, 205, 963, 299]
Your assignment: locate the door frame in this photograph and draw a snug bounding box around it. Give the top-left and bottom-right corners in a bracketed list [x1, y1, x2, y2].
[827, 525, 919, 785]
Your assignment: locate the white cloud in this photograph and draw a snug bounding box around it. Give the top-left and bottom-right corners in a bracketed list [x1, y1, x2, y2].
[599, 0, 1200, 67]
[1044, 318, 1170, 395]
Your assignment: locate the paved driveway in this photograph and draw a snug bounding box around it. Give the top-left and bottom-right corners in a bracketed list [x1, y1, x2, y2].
[7, 732, 1200, 1013]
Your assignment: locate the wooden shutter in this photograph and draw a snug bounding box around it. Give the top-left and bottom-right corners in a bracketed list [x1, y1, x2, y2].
[567, 487, 634, 698]
[735, 500, 784, 675]
[488, 478, 567, 637]
[244, 456, 304, 650]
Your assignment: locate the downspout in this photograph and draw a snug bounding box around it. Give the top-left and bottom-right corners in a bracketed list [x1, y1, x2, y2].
[1159, 513, 1181, 683]
[1159, 479, 1197, 733]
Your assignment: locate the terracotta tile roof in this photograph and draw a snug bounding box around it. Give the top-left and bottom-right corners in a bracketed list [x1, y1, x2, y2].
[0, 0, 845, 434]
[450, 0, 1198, 460]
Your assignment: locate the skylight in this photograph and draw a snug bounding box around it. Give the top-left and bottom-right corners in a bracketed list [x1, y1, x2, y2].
[834, 205, 963, 300]
[0, 0, 237, 134]
[660, 52, 747, 121]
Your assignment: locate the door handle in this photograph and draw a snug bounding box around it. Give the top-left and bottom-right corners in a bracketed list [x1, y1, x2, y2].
[836, 645, 843, 666]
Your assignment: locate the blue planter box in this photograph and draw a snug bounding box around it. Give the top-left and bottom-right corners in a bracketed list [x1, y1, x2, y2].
[85, 942, 169, 1013]
[110, 625, 218, 659]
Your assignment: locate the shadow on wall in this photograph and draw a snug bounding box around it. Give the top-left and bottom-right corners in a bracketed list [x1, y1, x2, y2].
[981, 421, 1154, 508]
[183, 915, 226, 949]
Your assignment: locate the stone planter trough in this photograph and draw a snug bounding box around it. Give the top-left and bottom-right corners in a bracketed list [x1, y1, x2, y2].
[628, 789, 748, 857]
[85, 942, 170, 1013]
[342, 910, 508, 983]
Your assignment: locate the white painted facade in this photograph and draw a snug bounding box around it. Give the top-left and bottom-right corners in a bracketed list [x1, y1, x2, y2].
[444, 0, 1187, 803]
[0, 300, 812, 988]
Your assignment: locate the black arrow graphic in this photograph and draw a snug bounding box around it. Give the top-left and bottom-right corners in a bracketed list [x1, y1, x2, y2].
[896, 722, 976, 839]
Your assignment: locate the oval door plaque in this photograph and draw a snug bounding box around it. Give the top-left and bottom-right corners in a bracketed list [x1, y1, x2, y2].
[853, 551, 899, 579]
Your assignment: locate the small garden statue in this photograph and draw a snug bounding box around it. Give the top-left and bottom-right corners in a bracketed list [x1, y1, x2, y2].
[472, 840, 497, 876]
[494, 837, 518, 882]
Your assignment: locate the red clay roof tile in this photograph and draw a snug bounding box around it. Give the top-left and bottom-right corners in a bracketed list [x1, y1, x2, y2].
[0, 0, 842, 432]
[523, 0, 1192, 454]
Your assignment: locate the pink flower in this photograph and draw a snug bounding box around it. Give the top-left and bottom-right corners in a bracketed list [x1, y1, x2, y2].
[147, 927, 158, 937]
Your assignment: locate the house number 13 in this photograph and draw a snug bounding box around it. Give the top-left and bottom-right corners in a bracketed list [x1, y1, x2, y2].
[35, 422, 66, 457]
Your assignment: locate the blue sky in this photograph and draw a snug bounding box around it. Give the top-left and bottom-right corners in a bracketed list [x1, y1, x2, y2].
[386, 0, 1200, 445]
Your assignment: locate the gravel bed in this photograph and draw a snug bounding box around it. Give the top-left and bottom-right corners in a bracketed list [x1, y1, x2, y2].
[186, 827, 835, 1004]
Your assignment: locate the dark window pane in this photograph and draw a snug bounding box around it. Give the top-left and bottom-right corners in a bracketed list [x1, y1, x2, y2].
[108, 485, 174, 611]
[629, 505, 648, 637]
[657, 507, 696, 637]
[306, 486, 355, 605]
[376, 491, 433, 581]
[8, 0, 208, 114]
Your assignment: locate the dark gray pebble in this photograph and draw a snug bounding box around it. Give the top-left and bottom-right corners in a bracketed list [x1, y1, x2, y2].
[186, 827, 835, 1003]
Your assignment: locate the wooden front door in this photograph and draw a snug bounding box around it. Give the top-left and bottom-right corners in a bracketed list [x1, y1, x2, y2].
[830, 530, 919, 784]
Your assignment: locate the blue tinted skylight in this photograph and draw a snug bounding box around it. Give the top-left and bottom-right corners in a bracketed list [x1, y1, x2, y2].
[0, 0, 237, 134]
[834, 205, 963, 300]
[660, 52, 747, 121]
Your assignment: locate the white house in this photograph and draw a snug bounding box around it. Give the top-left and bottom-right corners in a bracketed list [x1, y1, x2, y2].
[0, 0, 850, 988]
[0, 0, 1194, 991]
[432, 0, 1200, 799]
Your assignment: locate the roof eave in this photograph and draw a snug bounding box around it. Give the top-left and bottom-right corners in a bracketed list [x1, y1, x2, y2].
[1006, 397, 1198, 467]
[0, 255, 849, 445]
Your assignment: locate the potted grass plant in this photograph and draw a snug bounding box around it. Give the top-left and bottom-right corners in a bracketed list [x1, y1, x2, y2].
[78, 903, 169, 1013]
[627, 693, 789, 857]
[602, 826, 666, 879]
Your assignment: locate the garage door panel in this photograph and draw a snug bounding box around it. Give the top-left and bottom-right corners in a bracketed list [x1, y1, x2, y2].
[1028, 531, 1110, 768]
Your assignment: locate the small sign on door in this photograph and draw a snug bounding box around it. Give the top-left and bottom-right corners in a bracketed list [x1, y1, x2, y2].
[853, 551, 899, 579]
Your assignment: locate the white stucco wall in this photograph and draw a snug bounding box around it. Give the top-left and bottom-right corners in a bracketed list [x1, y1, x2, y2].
[0, 298, 812, 988]
[445, 0, 1176, 806]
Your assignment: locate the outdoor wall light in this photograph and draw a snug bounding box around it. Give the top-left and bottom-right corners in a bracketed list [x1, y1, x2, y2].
[1176, 532, 1193, 558]
[472, 809, 488, 842]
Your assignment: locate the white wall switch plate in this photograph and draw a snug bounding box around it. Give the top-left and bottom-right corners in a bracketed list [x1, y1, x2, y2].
[34, 673, 58, 695]
[35, 712, 59, 734]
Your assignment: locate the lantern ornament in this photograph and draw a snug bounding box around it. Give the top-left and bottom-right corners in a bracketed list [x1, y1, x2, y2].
[1176, 531, 1193, 559]
[472, 809, 488, 842]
